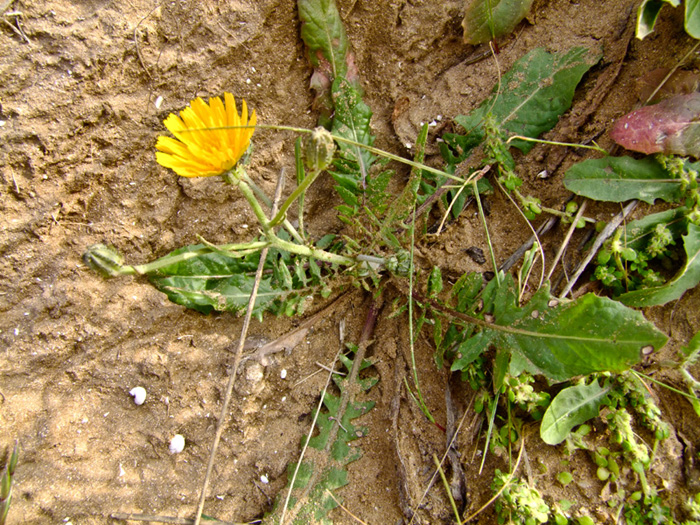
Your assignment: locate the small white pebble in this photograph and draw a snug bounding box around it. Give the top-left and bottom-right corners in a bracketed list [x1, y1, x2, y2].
[130, 387, 147, 405]
[280, 369, 287, 379]
[169, 434, 185, 454]
[260, 474, 269, 484]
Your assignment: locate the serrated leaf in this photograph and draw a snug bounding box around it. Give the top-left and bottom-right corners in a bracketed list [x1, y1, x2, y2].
[144, 244, 327, 316]
[450, 47, 600, 157]
[331, 78, 375, 187]
[540, 380, 611, 445]
[147, 245, 272, 314]
[265, 347, 376, 524]
[610, 93, 700, 157]
[618, 223, 700, 306]
[462, 0, 534, 44]
[563, 156, 683, 204]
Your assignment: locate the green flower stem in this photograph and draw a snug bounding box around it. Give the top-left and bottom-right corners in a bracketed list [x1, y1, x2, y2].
[506, 134, 608, 155]
[269, 167, 323, 228]
[126, 241, 270, 275]
[271, 235, 356, 266]
[242, 173, 305, 243]
[208, 124, 469, 184]
[234, 170, 356, 266]
[232, 176, 273, 232]
[540, 205, 595, 224]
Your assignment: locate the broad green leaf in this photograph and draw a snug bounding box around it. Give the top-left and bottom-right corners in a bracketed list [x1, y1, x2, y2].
[449, 47, 600, 158]
[636, 0, 678, 39]
[564, 156, 683, 204]
[462, 0, 534, 45]
[619, 223, 700, 306]
[451, 330, 494, 371]
[540, 380, 611, 445]
[687, 0, 700, 38]
[504, 287, 666, 382]
[450, 275, 667, 382]
[298, 0, 349, 78]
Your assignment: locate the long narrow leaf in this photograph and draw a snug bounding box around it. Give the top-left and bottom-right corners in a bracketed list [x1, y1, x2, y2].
[564, 156, 683, 204]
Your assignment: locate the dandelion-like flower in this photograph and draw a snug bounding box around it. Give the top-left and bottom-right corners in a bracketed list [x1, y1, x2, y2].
[155, 93, 256, 178]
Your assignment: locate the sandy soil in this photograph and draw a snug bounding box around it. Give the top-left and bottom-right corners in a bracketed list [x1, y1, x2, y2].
[1, 0, 700, 523]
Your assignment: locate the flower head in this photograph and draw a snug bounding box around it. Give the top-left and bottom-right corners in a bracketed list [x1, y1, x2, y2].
[155, 93, 256, 178]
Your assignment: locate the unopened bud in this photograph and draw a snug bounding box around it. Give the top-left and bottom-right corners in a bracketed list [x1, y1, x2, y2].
[83, 244, 126, 278]
[305, 127, 335, 172]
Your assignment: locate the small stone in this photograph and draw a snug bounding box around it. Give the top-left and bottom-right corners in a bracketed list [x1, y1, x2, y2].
[169, 434, 185, 454]
[129, 387, 147, 405]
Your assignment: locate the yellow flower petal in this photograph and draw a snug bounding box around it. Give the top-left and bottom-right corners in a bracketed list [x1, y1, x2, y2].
[155, 93, 257, 178]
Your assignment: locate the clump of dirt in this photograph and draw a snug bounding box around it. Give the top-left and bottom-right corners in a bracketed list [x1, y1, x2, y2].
[1, 0, 699, 524]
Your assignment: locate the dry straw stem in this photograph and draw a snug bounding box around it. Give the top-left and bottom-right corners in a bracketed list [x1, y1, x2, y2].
[192, 170, 286, 525]
[559, 200, 638, 298]
[110, 512, 241, 525]
[545, 200, 587, 283]
[324, 490, 368, 524]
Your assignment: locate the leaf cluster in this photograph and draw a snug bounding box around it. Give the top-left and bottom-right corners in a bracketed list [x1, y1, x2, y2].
[565, 155, 700, 304]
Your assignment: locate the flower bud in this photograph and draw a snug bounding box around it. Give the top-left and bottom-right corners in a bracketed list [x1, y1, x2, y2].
[305, 127, 335, 172]
[83, 244, 126, 278]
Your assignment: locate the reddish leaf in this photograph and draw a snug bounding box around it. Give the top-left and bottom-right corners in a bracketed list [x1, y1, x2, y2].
[610, 93, 700, 157]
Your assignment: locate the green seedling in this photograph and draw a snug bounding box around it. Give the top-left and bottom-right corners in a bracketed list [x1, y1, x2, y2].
[492, 470, 551, 525]
[0, 442, 18, 525]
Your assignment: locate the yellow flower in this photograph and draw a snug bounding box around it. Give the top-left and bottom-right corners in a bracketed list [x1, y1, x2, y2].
[155, 93, 256, 178]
